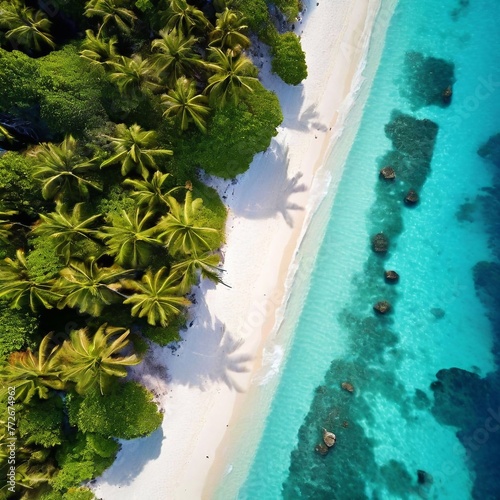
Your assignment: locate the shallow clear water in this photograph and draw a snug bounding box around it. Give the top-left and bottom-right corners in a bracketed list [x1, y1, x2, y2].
[225, 0, 500, 498]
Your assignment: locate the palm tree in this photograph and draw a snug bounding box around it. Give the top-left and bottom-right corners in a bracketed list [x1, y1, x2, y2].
[108, 55, 161, 97]
[151, 30, 201, 87]
[205, 48, 258, 107]
[162, 77, 211, 133]
[100, 123, 173, 179]
[122, 268, 190, 326]
[0, 250, 60, 312]
[0, 333, 65, 404]
[171, 251, 224, 292]
[209, 9, 250, 53]
[55, 258, 130, 316]
[161, 0, 210, 35]
[84, 0, 137, 36]
[99, 209, 163, 268]
[123, 172, 184, 212]
[32, 203, 102, 263]
[0, 2, 55, 53]
[59, 323, 141, 395]
[0, 210, 18, 245]
[159, 191, 220, 256]
[32, 135, 101, 201]
[80, 29, 118, 66]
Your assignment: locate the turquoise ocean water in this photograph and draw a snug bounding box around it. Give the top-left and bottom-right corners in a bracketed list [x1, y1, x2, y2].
[220, 0, 500, 498]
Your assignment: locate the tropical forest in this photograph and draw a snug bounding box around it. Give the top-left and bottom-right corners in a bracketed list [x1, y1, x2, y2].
[0, 0, 306, 498]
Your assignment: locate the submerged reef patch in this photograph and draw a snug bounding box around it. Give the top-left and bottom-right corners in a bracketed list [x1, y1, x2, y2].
[401, 52, 456, 110]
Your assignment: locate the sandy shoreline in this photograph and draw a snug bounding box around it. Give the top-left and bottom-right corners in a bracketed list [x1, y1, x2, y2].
[92, 1, 387, 498]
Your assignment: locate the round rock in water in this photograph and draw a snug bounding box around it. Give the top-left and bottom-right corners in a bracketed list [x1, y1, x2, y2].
[372, 233, 389, 253]
[384, 270, 400, 282]
[442, 86, 453, 103]
[341, 382, 354, 393]
[374, 301, 391, 314]
[323, 429, 337, 447]
[379, 166, 396, 180]
[404, 189, 419, 205]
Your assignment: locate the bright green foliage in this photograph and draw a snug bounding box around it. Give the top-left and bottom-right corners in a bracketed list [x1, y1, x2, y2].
[122, 268, 190, 326]
[32, 203, 102, 263]
[173, 84, 282, 178]
[27, 236, 65, 283]
[96, 184, 136, 216]
[52, 432, 117, 493]
[32, 135, 100, 202]
[84, 0, 137, 36]
[37, 45, 110, 137]
[151, 30, 201, 88]
[63, 487, 96, 499]
[209, 8, 250, 52]
[141, 316, 183, 346]
[0, 333, 65, 404]
[18, 397, 64, 448]
[101, 123, 173, 179]
[273, 0, 300, 21]
[69, 381, 162, 439]
[0, 1, 56, 53]
[232, 0, 269, 38]
[0, 152, 45, 216]
[99, 209, 163, 268]
[59, 323, 140, 395]
[162, 78, 211, 133]
[80, 30, 118, 66]
[271, 32, 307, 85]
[159, 191, 220, 256]
[56, 259, 130, 317]
[0, 303, 38, 360]
[0, 48, 39, 112]
[124, 172, 184, 212]
[0, 249, 60, 312]
[205, 48, 258, 107]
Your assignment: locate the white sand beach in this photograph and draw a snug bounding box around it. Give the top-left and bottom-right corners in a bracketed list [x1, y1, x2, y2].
[92, 0, 387, 498]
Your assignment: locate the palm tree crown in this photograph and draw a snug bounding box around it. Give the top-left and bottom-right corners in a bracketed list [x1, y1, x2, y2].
[108, 55, 161, 97]
[32, 135, 100, 201]
[99, 209, 163, 268]
[100, 123, 173, 179]
[59, 323, 141, 395]
[0, 249, 60, 312]
[0, 333, 65, 404]
[122, 268, 190, 326]
[123, 172, 184, 212]
[84, 0, 137, 36]
[55, 258, 131, 316]
[162, 77, 211, 133]
[80, 29, 118, 66]
[205, 48, 258, 107]
[32, 203, 101, 263]
[0, 2, 55, 53]
[151, 29, 202, 87]
[209, 9, 250, 53]
[161, 0, 210, 35]
[159, 191, 220, 256]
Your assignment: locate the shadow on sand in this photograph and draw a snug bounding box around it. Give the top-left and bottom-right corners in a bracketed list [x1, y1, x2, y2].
[167, 286, 253, 392]
[232, 141, 307, 227]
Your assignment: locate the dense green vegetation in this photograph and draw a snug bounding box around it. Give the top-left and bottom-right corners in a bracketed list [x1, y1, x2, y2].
[0, 0, 303, 497]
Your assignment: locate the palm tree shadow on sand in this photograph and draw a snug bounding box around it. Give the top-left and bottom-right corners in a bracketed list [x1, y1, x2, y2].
[232, 141, 307, 227]
[166, 288, 253, 392]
